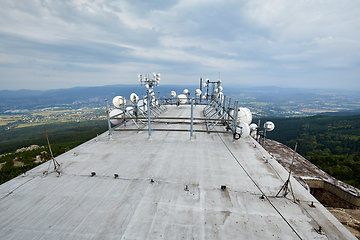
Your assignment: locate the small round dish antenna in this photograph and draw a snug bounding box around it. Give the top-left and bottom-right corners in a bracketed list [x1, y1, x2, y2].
[237, 107, 252, 125]
[129, 93, 139, 103]
[177, 94, 188, 104]
[183, 89, 189, 95]
[218, 86, 223, 92]
[170, 91, 176, 98]
[249, 123, 258, 131]
[109, 109, 123, 125]
[264, 121, 275, 131]
[112, 96, 126, 108]
[195, 89, 202, 96]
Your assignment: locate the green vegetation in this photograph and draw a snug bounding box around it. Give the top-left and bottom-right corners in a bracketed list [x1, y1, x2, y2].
[0, 120, 108, 184]
[0, 120, 107, 154]
[264, 114, 360, 188]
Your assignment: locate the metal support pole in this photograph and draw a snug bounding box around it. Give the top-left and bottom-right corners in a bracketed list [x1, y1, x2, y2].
[147, 90, 151, 137]
[227, 98, 231, 120]
[263, 129, 267, 146]
[200, 78, 202, 103]
[223, 95, 226, 118]
[190, 98, 194, 138]
[211, 82, 215, 101]
[123, 100, 126, 127]
[206, 84, 209, 101]
[105, 100, 112, 136]
[232, 101, 239, 135]
[257, 120, 261, 142]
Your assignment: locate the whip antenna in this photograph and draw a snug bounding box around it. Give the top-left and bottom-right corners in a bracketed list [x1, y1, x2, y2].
[44, 126, 60, 172]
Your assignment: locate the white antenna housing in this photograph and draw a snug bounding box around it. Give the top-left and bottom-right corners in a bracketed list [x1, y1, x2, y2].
[129, 93, 139, 103]
[236, 123, 250, 138]
[137, 99, 148, 112]
[170, 91, 176, 98]
[177, 94, 188, 104]
[218, 86, 223, 92]
[183, 89, 189, 95]
[217, 92, 224, 102]
[237, 108, 252, 125]
[109, 109, 123, 125]
[195, 89, 202, 96]
[264, 121, 275, 131]
[249, 123, 258, 131]
[112, 96, 126, 108]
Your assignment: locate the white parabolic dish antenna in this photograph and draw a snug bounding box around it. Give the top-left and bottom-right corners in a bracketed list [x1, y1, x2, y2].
[129, 93, 139, 104]
[170, 91, 176, 98]
[195, 89, 202, 96]
[177, 94, 188, 104]
[137, 99, 148, 112]
[237, 123, 250, 138]
[183, 89, 189, 95]
[109, 109, 123, 125]
[112, 96, 126, 108]
[237, 108, 252, 125]
[264, 121, 275, 131]
[249, 123, 258, 131]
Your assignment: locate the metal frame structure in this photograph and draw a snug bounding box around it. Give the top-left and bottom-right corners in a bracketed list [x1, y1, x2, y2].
[106, 76, 271, 141]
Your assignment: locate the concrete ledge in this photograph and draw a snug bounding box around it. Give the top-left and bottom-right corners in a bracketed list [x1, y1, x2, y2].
[305, 178, 360, 208]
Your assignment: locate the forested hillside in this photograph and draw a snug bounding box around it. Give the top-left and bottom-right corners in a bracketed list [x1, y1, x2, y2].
[0, 120, 107, 184]
[265, 114, 360, 188]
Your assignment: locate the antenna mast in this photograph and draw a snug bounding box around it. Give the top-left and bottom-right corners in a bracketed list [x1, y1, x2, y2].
[276, 142, 297, 203]
[44, 126, 61, 172]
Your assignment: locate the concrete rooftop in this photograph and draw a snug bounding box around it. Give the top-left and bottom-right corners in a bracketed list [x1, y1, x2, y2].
[0, 105, 356, 239]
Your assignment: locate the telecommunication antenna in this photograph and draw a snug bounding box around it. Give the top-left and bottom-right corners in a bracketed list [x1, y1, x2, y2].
[276, 142, 298, 202]
[138, 72, 161, 137]
[44, 126, 60, 173]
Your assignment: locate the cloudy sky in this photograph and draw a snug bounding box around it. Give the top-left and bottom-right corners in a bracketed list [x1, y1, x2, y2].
[0, 0, 359, 90]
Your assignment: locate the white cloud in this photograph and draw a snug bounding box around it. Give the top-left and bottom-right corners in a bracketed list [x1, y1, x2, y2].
[0, 0, 359, 89]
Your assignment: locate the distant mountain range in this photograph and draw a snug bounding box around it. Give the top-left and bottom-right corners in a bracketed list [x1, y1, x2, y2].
[1, 84, 360, 116]
[0, 84, 197, 112]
